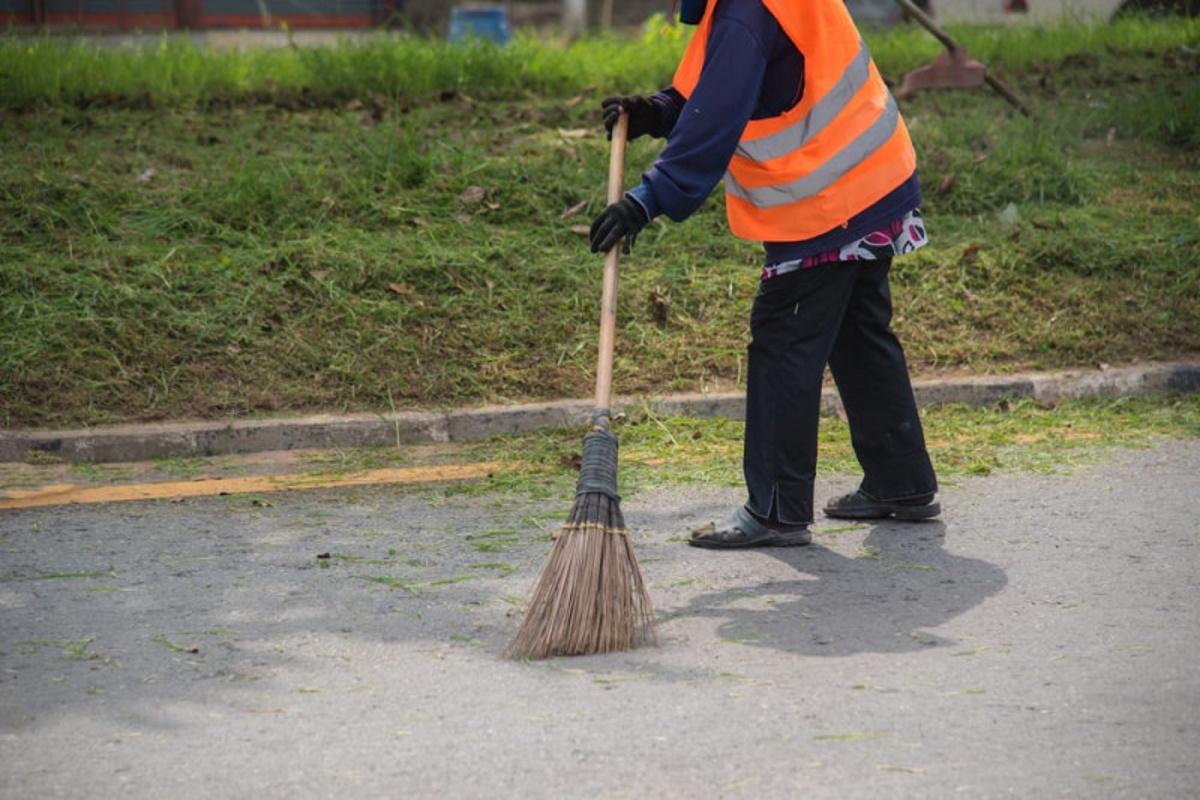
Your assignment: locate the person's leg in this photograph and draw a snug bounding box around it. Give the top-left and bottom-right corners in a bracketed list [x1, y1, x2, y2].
[691, 263, 860, 549]
[742, 263, 861, 526]
[826, 258, 938, 517]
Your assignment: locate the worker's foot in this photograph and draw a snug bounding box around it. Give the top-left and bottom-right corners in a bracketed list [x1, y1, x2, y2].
[823, 489, 940, 521]
[688, 506, 811, 549]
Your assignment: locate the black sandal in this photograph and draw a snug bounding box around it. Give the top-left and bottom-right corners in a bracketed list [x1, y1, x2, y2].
[823, 489, 940, 521]
[688, 507, 812, 549]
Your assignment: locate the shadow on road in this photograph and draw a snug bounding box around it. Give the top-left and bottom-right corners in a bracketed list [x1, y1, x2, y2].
[661, 521, 1008, 657]
[0, 490, 1008, 733]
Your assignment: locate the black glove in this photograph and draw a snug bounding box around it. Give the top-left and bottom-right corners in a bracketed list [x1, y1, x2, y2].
[590, 197, 649, 255]
[602, 95, 662, 141]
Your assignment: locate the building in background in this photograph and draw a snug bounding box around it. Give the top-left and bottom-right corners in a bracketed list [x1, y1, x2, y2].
[2, 0, 398, 29]
[1, 0, 1130, 32]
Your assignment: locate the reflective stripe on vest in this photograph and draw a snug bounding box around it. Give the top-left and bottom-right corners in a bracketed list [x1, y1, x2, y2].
[734, 41, 873, 165]
[725, 94, 899, 209]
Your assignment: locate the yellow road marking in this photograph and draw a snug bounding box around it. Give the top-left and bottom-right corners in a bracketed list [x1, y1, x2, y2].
[0, 463, 504, 511]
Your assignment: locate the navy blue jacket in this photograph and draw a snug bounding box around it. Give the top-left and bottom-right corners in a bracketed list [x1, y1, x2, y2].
[627, 0, 921, 266]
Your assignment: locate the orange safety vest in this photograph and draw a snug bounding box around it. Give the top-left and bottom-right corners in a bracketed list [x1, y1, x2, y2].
[673, 0, 917, 242]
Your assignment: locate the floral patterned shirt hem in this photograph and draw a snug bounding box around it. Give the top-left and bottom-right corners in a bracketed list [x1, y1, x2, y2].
[761, 209, 928, 281]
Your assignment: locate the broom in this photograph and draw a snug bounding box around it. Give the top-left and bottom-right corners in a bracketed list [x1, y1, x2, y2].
[504, 112, 655, 660]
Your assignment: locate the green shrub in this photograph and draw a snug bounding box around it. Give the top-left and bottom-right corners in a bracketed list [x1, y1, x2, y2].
[2, 17, 1196, 109]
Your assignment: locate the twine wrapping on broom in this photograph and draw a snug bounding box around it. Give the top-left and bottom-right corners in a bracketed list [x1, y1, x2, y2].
[575, 425, 620, 502]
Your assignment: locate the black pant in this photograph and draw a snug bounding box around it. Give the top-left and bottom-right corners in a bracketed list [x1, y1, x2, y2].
[743, 258, 937, 525]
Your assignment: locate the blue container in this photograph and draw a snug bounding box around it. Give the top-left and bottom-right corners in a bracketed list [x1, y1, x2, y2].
[448, 4, 511, 44]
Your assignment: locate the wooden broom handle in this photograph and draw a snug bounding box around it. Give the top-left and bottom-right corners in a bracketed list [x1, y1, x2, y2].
[594, 111, 628, 420]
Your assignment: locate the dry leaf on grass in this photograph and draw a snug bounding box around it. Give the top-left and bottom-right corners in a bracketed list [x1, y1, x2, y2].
[649, 290, 670, 324]
[459, 186, 486, 204]
[560, 200, 588, 219]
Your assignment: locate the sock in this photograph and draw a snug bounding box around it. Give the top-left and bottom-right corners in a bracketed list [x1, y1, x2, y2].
[746, 507, 809, 533]
[896, 494, 935, 506]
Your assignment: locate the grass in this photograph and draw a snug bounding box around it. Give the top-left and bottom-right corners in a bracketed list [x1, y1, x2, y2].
[466, 528, 522, 552]
[0, 20, 1198, 428]
[442, 394, 1200, 498]
[1, 17, 1196, 109]
[470, 562, 517, 575]
[354, 574, 419, 592]
[33, 566, 116, 580]
[155, 457, 208, 478]
[353, 572, 479, 592]
[18, 637, 99, 660]
[0, 397, 1194, 504]
[152, 635, 199, 653]
[0, 30, 688, 110]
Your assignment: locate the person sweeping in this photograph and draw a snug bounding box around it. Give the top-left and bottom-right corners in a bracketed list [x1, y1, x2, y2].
[589, 0, 940, 549]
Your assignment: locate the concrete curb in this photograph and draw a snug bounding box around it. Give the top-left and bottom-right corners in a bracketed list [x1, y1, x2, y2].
[3, 362, 1197, 464]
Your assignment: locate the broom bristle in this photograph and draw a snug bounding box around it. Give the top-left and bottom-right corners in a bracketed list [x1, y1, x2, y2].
[504, 491, 655, 660]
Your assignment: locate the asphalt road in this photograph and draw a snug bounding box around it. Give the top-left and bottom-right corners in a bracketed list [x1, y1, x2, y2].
[1, 440, 1197, 798]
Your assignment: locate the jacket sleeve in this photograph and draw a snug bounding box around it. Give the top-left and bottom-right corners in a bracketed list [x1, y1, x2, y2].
[628, 17, 773, 223]
[647, 88, 686, 139]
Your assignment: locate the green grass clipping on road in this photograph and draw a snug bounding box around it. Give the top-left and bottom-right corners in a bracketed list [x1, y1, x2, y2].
[1, 396, 1196, 503]
[1, 19, 1198, 428]
[441, 394, 1200, 500]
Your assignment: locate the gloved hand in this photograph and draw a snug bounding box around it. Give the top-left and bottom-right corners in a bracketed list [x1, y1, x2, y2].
[590, 197, 649, 255]
[602, 95, 661, 141]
